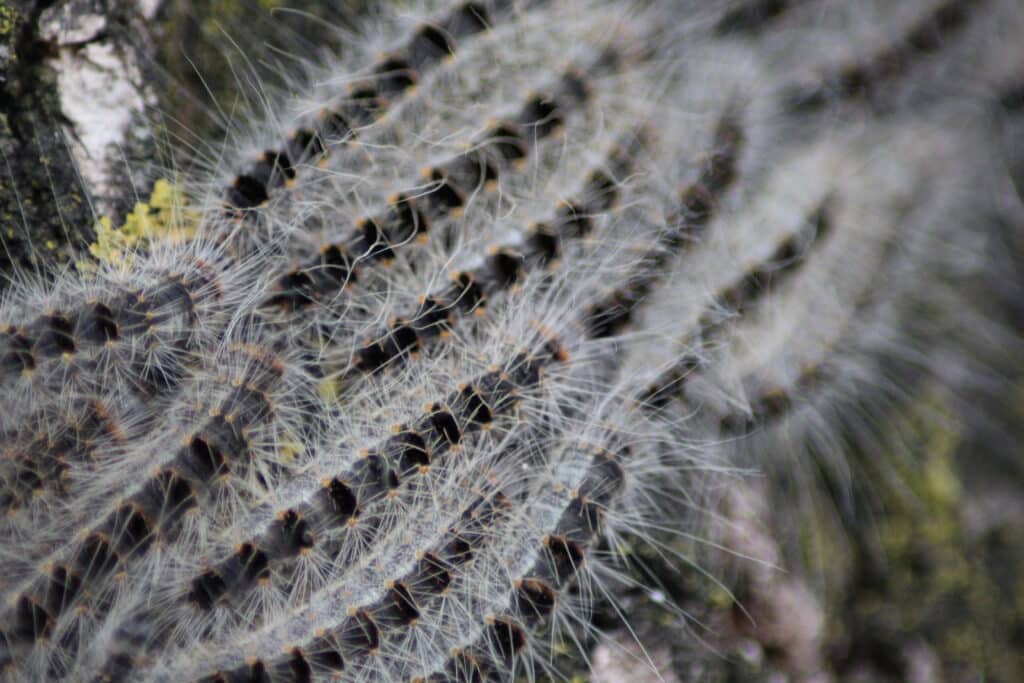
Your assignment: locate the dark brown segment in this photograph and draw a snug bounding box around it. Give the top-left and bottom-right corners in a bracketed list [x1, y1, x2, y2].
[73, 533, 120, 582]
[371, 582, 421, 629]
[484, 617, 527, 661]
[318, 477, 359, 521]
[306, 636, 346, 672]
[406, 24, 454, 69]
[189, 569, 228, 610]
[337, 609, 380, 654]
[384, 429, 431, 475]
[371, 57, 420, 98]
[270, 648, 313, 683]
[346, 453, 399, 504]
[715, 0, 790, 35]
[419, 168, 466, 219]
[418, 404, 463, 450]
[268, 509, 315, 557]
[10, 595, 52, 642]
[513, 578, 558, 622]
[408, 552, 452, 598]
[105, 504, 154, 556]
[225, 175, 269, 211]
[785, 0, 980, 112]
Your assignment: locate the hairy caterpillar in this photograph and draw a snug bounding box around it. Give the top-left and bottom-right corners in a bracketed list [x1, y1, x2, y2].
[1, 0, 1022, 681]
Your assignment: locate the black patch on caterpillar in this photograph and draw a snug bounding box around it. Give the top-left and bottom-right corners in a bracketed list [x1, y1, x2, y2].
[105, 503, 153, 556]
[81, 302, 119, 343]
[505, 351, 544, 389]
[268, 509, 315, 557]
[267, 269, 318, 310]
[678, 182, 714, 229]
[2, 328, 35, 373]
[96, 652, 136, 683]
[278, 647, 313, 683]
[578, 450, 626, 504]
[179, 436, 229, 485]
[347, 453, 399, 504]
[411, 296, 454, 339]
[585, 288, 638, 339]
[408, 551, 452, 597]
[442, 149, 499, 193]
[372, 582, 420, 629]
[287, 128, 327, 164]
[453, 384, 493, 427]
[438, 651, 484, 683]
[1000, 79, 1024, 111]
[43, 565, 83, 616]
[339, 86, 385, 127]
[419, 168, 466, 220]
[513, 578, 557, 623]
[485, 617, 527, 661]
[11, 594, 52, 642]
[355, 317, 425, 374]
[786, 0, 977, 112]
[445, 271, 486, 313]
[552, 200, 592, 239]
[439, 533, 475, 566]
[136, 469, 197, 527]
[36, 313, 76, 356]
[225, 174, 270, 212]
[556, 497, 605, 543]
[386, 318, 422, 356]
[319, 477, 359, 521]
[384, 429, 430, 475]
[190, 416, 248, 467]
[540, 535, 585, 585]
[306, 635, 346, 672]
[250, 150, 295, 191]
[382, 193, 431, 245]
[406, 24, 454, 69]
[73, 533, 120, 582]
[448, 2, 491, 38]
[318, 109, 354, 141]
[524, 222, 560, 264]
[516, 94, 563, 139]
[579, 169, 619, 214]
[221, 386, 274, 431]
[221, 543, 271, 591]
[215, 659, 271, 683]
[906, 0, 971, 53]
[271, 647, 313, 683]
[353, 216, 394, 262]
[354, 339, 391, 374]
[702, 116, 743, 194]
[337, 609, 380, 654]
[478, 123, 527, 163]
[460, 492, 509, 530]
[418, 404, 462, 450]
[553, 69, 591, 107]
[714, 0, 789, 36]
[481, 248, 524, 290]
[372, 56, 419, 97]
[476, 369, 518, 413]
[189, 569, 228, 610]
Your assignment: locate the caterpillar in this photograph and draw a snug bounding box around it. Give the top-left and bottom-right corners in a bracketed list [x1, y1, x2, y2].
[1, 0, 1022, 681]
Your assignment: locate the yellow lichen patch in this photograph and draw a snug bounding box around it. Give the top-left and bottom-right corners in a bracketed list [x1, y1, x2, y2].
[87, 179, 198, 265]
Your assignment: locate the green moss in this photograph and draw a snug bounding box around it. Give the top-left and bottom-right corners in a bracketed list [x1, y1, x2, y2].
[824, 389, 1024, 681]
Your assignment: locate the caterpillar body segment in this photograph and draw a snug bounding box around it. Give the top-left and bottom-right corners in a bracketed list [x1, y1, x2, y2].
[2, 0, 1023, 681]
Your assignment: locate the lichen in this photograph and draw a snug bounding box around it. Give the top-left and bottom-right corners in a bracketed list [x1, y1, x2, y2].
[86, 178, 196, 265]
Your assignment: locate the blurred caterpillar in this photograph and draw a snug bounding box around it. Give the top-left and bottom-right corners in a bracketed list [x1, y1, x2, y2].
[1, 0, 1022, 681]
